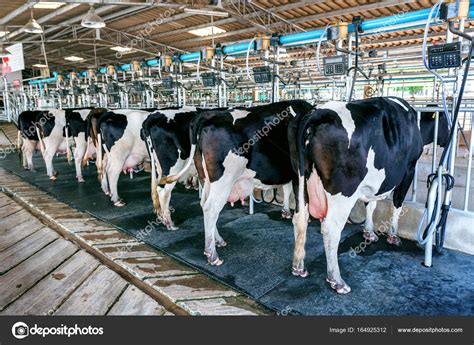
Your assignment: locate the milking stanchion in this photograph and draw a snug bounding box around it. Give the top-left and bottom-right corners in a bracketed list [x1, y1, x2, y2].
[417, 0, 473, 267]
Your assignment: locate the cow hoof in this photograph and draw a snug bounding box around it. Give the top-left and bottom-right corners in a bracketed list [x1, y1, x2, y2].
[363, 229, 379, 242]
[292, 267, 309, 278]
[387, 235, 402, 247]
[216, 240, 227, 248]
[114, 200, 126, 207]
[281, 208, 292, 219]
[166, 225, 178, 231]
[208, 257, 224, 266]
[204, 251, 224, 266]
[77, 177, 85, 183]
[326, 277, 351, 294]
[50, 175, 57, 181]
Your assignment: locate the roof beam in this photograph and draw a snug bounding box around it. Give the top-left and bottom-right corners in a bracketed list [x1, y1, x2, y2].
[7, 4, 82, 40]
[0, 3, 31, 26]
[26, 0, 182, 7]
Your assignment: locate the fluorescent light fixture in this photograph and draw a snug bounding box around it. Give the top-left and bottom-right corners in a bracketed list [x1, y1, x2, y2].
[110, 46, 134, 54]
[188, 26, 226, 37]
[64, 56, 84, 62]
[81, 5, 106, 29]
[23, 10, 43, 34]
[184, 8, 228, 17]
[33, 2, 65, 9]
[0, 31, 10, 37]
[33, 63, 48, 68]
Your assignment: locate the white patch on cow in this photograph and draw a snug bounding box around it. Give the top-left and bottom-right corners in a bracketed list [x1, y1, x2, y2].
[103, 110, 150, 203]
[357, 147, 390, 202]
[321, 101, 355, 147]
[229, 109, 250, 124]
[75, 109, 92, 121]
[288, 106, 297, 117]
[158, 106, 197, 122]
[388, 98, 409, 112]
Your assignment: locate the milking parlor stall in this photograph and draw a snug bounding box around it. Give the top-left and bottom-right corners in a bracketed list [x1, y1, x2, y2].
[0, 0, 473, 342]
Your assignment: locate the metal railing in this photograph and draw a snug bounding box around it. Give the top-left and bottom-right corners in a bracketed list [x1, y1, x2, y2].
[412, 102, 473, 214]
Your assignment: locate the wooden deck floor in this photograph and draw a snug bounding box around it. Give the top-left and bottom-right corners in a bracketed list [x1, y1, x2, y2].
[0, 192, 172, 316]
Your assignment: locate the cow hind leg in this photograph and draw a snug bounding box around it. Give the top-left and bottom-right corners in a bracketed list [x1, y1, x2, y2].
[73, 135, 87, 183]
[292, 177, 309, 277]
[158, 182, 178, 230]
[202, 181, 234, 265]
[281, 182, 293, 219]
[106, 153, 126, 206]
[322, 195, 356, 294]
[387, 163, 416, 246]
[363, 201, 379, 242]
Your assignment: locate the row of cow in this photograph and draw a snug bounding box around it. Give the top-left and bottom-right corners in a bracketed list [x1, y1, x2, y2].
[16, 98, 448, 294]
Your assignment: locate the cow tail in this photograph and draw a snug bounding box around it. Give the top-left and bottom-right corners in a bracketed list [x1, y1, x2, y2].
[162, 116, 203, 184]
[16, 131, 22, 150]
[65, 126, 72, 164]
[294, 109, 320, 213]
[145, 134, 162, 215]
[36, 127, 46, 155]
[96, 133, 103, 181]
[296, 111, 318, 178]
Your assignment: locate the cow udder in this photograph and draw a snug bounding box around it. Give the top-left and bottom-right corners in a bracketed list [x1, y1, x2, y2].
[307, 170, 328, 221]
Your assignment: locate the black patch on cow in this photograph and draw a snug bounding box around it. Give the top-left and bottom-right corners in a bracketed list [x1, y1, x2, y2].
[35, 111, 58, 138]
[65, 109, 87, 138]
[192, 100, 313, 184]
[420, 107, 449, 147]
[17, 110, 45, 140]
[98, 112, 128, 151]
[142, 110, 198, 176]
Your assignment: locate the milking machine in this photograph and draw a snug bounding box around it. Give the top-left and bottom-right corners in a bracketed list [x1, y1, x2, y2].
[417, 0, 472, 267]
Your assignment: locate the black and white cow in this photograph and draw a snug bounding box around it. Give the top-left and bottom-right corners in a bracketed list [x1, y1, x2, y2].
[288, 97, 423, 294]
[35, 108, 95, 182]
[167, 100, 313, 265]
[17, 110, 47, 171]
[96, 109, 152, 206]
[141, 106, 199, 230]
[420, 107, 450, 149]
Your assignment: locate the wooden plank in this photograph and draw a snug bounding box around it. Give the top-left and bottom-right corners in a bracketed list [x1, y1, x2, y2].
[95, 243, 157, 260]
[0, 195, 14, 208]
[0, 203, 22, 218]
[115, 256, 197, 279]
[55, 265, 127, 315]
[0, 217, 44, 251]
[0, 239, 78, 310]
[178, 296, 267, 316]
[0, 228, 58, 274]
[107, 285, 167, 316]
[146, 274, 239, 303]
[79, 230, 137, 246]
[3, 251, 100, 315]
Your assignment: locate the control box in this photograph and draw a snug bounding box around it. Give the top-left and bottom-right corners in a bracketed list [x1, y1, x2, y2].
[88, 84, 100, 95]
[107, 83, 120, 94]
[202, 72, 217, 87]
[428, 42, 462, 69]
[162, 77, 174, 89]
[253, 66, 272, 84]
[323, 55, 347, 76]
[132, 81, 145, 92]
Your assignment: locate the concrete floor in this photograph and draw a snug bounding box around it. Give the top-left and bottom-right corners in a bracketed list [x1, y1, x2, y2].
[0, 149, 473, 316]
